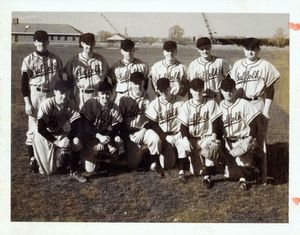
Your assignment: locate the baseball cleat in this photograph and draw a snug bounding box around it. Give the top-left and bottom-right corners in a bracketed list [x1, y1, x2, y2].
[238, 181, 248, 191]
[29, 157, 39, 173]
[70, 171, 87, 183]
[178, 174, 187, 184]
[203, 178, 214, 189]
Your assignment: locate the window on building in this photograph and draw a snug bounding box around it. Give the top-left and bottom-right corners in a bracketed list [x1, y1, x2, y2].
[57, 36, 60, 41]
[50, 35, 54, 40]
[72, 36, 76, 41]
[64, 36, 68, 41]
[15, 35, 18, 42]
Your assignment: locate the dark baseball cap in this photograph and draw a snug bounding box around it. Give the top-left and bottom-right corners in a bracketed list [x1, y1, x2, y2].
[121, 39, 135, 51]
[189, 78, 204, 91]
[33, 30, 49, 42]
[220, 78, 236, 91]
[163, 40, 177, 51]
[98, 80, 113, 92]
[244, 37, 260, 50]
[80, 33, 95, 46]
[156, 78, 170, 92]
[196, 37, 211, 48]
[130, 72, 144, 84]
[54, 80, 72, 93]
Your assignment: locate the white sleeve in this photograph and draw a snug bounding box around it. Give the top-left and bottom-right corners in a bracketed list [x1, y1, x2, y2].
[145, 99, 159, 122]
[177, 101, 189, 126]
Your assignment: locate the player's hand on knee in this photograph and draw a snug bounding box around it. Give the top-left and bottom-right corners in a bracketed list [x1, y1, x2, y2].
[72, 137, 82, 151]
[132, 128, 146, 144]
[96, 133, 110, 145]
[54, 137, 70, 148]
[182, 136, 193, 152]
[25, 103, 34, 116]
[93, 142, 105, 152]
[166, 135, 175, 145]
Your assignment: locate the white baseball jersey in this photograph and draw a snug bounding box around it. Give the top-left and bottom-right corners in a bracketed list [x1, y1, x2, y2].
[37, 97, 80, 133]
[80, 98, 123, 133]
[110, 58, 149, 93]
[64, 53, 109, 91]
[177, 98, 222, 138]
[150, 60, 187, 95]
[146, 95, 185, 133]
[220, 98, 260, 139]
[230, 58, 280, 98]
[21, 51, 63, 90]
[187, 56, 231, 93]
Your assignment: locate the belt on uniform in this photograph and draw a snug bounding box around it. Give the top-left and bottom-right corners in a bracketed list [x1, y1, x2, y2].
[81, 89, 96, 94]
[226, 137, 247, 143]
[164, 131, 177, 135]
[36, 87, 50, 93]
[243, 96, 259, 101]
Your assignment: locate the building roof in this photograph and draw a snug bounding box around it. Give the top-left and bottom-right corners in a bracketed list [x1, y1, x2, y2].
[12, 23, 82, 35]
[106, 34, 126, 41]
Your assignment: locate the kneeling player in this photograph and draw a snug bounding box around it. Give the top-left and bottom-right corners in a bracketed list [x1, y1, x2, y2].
[32, 80, 86, 182]
[219, 78, 261, 190]
[119, 72, 163, 176]
[145, 78, 187, 181]
[177, 78, 223, 188]
[80, 81, 123, 173]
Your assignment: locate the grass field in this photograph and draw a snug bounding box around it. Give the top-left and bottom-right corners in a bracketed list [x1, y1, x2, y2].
[11, 44, 289, 222]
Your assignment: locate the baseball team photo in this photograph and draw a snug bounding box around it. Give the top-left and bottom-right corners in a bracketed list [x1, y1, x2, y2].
[10, 12, 289, 223]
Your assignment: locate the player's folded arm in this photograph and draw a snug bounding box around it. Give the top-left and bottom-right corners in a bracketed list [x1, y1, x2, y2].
[212, 116, 223, 140]
[21, 72, 30, 97]
[37, 118, 56, 142]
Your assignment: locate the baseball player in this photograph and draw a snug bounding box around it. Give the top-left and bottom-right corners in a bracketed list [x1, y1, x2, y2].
[219, 78, 261, 190]
[118, 72, 163, 176]
[109, 39, 149, 104]
[149, 40, 189, 98]
[187, 37, 231, 101]
[64, 33, 109, 110]
[177, 78, 223, 188]
[80, 80, 123, 173]
[21, 30, 63, 173]
[230, 37, 280, 183]
[32, 80, 86, 183]
[145, 77, 187, 181]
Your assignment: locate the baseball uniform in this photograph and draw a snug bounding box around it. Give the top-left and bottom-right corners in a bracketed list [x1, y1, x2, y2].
[187, 56, 231, 99]
[32, 97, 80, 175]
[80, 97, 123, 172]
[64, 52, 109, 109]
[119, 91, 161, 169]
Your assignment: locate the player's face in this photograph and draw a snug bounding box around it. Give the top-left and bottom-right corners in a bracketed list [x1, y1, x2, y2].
[98, 91, 111, 106]
[190, 88, 204, 101]
[160, 87, 172, 100]
[34, 40, 49, 52]
[163, 49, 177, 62]
[121, 48, 135, 61]
[244, 48, 260, 61]
[221, 88, 236, 102]
[54, 90, 69, 106]
[197, 45, 212, 59]
[130, 81, 144, 96]
[81, 42, 95, 54]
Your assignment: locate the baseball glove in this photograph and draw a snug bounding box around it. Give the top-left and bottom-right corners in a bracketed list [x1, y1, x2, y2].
[227, 137, 256, 158]
[200, 139, 221, 161]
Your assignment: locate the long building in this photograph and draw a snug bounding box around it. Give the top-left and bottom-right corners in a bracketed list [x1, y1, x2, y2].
[11, 18, 82, 43]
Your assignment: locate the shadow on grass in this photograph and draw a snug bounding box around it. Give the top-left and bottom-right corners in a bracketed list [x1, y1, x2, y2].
[267, 142, 289, 185]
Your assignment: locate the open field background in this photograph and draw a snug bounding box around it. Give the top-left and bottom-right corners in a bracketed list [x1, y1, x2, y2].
[11, 44, 289, 222]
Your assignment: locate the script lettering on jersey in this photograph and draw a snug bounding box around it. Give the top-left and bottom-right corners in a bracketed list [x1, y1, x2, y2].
[159, 71, 180, 82]
[32, 61, 57, 77]
[94, 111, 112, 133]
[196, 67, 220, 81]
[158, 107, 178, 124]
[191, 111, 209, 126]
[75, 64, 103, 79]
[223, 111, 242, 127]
[117, 67, 140, 83]
[236, 70, 262, 82]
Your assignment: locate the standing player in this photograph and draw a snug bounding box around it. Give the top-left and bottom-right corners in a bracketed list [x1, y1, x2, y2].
[109, 39, 149, 104]
[80, 81, 123, 173]
[230, 37, 280, 183]
[187, 37, 231, 101]
[145, 78, 186, 181]
[177, 78, 223, 188]
[64, 33, 109, 110]
[119, 72, 163, 176]
[149, 40, 189, 98]
[21, 30, 63, 173]
[219, 78, 261, 190]
[32, 80, 86, 182]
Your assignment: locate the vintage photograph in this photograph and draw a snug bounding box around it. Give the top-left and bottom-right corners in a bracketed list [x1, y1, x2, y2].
[9, 11, 289, 223]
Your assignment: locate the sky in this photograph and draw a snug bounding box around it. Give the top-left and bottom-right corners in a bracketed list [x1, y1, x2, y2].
[12, 12, 289, 38]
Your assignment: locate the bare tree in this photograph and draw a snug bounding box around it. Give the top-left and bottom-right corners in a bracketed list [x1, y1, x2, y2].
[268, 27, 288, 47]
[168, 25, 184, 42]
[97, 31, 113, 42]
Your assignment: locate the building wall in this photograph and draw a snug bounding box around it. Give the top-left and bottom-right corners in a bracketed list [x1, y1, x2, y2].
[12, 34, 80, 43]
